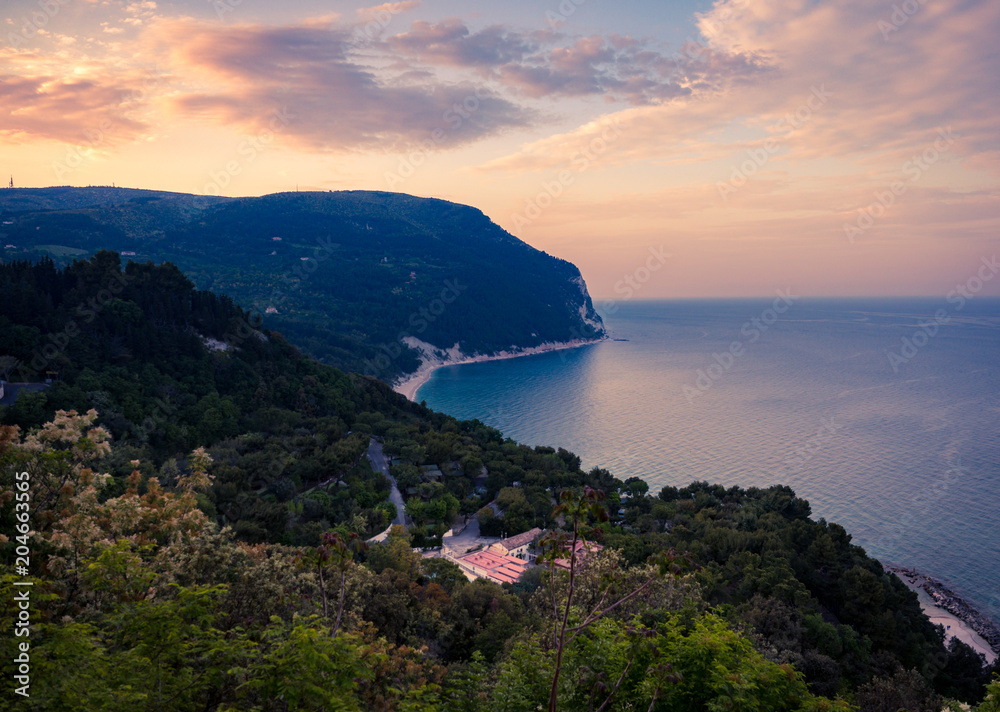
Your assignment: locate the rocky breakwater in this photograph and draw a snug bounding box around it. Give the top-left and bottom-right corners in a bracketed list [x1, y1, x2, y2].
[887, 566, 1000, 654]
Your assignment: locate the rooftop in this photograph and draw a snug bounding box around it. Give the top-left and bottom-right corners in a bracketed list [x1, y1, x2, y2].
[460, 549, 531, 585]
[498, 527, 543, 551]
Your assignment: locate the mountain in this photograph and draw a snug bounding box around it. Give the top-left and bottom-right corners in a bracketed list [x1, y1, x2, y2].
[1, 254, 997, 712]
[0, 187, 606, 382]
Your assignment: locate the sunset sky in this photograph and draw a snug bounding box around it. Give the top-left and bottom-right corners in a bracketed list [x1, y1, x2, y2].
[2, 0, 998, 298]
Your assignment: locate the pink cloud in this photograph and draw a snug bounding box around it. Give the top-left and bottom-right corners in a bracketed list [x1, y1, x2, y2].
[149, 18, 531, 152]
[0, 52, 151, 145]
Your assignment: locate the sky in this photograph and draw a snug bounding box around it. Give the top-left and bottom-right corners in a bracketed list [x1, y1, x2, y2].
[1, 0, 998, 298]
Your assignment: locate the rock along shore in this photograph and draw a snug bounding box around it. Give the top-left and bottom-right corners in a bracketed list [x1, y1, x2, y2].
[886, 565, 1000, 654]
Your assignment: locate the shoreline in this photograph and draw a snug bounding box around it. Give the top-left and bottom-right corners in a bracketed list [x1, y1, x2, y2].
[884, 564, 999, 662]
[393, 337, 605, 402]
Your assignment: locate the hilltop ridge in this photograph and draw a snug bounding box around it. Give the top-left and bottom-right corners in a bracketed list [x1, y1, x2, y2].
[0, 187, 605, 382]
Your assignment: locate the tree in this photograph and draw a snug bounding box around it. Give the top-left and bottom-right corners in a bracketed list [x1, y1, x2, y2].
[406, 496, 427, 526]
[623, 476, 649, 499]
[537, 487, 690, 712]
[856, 667, 941, 712]
[976, 676, 1000, 712]
[0, 355, 20, 381]
[297, 531, 367, 635]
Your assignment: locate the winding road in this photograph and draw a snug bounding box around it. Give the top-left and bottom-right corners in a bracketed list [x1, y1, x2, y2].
[367, 438, 406, 528]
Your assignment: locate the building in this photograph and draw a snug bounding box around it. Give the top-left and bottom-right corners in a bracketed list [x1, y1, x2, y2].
[490, 527, 543, 559]
[553, 540, 604, 571]
[456, 548, 531, 585]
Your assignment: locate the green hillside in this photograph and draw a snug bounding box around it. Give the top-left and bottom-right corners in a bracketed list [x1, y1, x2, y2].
[0, 187, 605, 382]
[1, 254, 997, 711]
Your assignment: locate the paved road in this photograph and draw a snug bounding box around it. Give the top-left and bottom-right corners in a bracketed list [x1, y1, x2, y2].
[367, 439, 406, 527]
[445, 515, 485, 554]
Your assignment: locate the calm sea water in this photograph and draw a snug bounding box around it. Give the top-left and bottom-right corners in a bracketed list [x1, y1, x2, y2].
[417, 299, 1000, 620]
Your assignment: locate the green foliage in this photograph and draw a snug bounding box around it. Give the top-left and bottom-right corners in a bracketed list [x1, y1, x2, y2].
[1, 253, 994, 711]
[976, 677, 1000, 712]
[236, 618, 366, 711]
[492, 614, 853, 712]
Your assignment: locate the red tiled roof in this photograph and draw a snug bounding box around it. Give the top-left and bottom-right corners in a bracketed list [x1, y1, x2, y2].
[460, 549, 530, 583]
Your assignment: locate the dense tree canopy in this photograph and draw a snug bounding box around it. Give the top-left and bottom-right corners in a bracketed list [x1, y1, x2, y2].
[1, 254, 997, 710]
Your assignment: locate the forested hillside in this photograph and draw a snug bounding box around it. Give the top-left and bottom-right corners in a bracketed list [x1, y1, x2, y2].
[1, 254, 998, 710]
[0, 188, 605, 381]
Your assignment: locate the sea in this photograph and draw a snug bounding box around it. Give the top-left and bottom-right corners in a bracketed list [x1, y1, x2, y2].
[416, 298, 1000, 623]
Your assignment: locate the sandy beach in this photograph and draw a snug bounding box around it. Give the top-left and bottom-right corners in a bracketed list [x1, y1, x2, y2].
[393, 336, 604, 402]
[886, 565, 998, 663]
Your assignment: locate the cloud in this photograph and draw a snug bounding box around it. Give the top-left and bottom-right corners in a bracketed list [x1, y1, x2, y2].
[388, 19, 533, 67]
[0, 50, 151, 145]
[356, 1, 421, 22]
[388, 19, 769, 105]
[152, 18, 531, 151]
[480, 0, 1000, 179]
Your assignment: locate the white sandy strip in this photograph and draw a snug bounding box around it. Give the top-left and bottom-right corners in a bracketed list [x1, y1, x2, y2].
[892, 578, 998, 663]
[393, 337, 604, 402]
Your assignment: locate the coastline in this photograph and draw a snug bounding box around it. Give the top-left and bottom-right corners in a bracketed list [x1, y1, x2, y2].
[393, 337, 605, 402]
[884, 565, 999, 663]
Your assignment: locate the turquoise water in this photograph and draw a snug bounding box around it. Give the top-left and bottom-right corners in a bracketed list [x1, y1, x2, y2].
[417, 299, 1000, 621]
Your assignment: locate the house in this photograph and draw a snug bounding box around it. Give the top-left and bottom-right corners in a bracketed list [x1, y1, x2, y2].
[457, 548, 531, 586]
[121, 251, 136, 256]
[420, 464, 443, 482]
[490, 527, 543, 559]
[553, 540, 604, 571]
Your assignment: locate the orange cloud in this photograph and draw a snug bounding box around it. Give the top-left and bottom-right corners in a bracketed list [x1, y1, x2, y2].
[0, 50, 153, 145]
